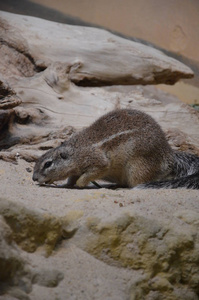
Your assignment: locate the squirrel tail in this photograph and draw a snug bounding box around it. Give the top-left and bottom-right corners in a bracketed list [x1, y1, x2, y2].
[134, 152, 199, 190]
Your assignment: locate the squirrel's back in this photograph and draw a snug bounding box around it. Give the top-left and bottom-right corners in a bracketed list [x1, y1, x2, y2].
[66, 109, 172, 154]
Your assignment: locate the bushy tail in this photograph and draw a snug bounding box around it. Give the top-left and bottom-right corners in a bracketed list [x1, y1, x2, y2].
[135, 152, 199, 190]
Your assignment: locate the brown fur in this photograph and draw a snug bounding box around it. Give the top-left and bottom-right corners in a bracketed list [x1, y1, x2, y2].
[33, 109, 174, 187]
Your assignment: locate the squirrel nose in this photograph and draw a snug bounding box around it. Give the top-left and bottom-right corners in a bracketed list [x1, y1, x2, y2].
[32, 173, 38, 181]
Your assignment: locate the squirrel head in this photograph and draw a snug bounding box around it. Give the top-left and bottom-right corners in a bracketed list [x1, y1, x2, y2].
[32, 144, 77, 184]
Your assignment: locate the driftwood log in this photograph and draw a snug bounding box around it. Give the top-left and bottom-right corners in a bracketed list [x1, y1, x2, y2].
[0, 10, 198, 162]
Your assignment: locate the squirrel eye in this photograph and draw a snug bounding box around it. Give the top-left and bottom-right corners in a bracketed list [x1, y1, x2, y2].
[44, 161, 52, 169]
[60, 152, 68, 159]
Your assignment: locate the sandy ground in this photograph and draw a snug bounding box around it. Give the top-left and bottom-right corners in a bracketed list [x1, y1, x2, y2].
[1, 159, 199, 221]
[1, 158, 199, 299]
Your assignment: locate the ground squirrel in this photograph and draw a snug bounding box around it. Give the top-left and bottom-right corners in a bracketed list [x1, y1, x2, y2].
[33, 109, 199, 189]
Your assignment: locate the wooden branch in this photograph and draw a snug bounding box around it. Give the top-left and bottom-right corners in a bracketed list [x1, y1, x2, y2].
[0, 11, 197, 160]
[0, 11, 193, 86]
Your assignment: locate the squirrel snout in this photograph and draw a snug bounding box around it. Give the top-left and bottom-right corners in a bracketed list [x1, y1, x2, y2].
[32, 173, 38, 182]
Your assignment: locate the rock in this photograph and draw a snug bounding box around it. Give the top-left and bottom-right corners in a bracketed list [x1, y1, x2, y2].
[0, 215, 32, 299]
[0, 198, 63, 255]
[0, 169, 198, 300]
[31, 269, 64, 288]
[0, 203, 64, 299]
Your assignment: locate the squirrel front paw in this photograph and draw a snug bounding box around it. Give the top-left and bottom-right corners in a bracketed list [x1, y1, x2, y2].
[76, 176, 89, 187]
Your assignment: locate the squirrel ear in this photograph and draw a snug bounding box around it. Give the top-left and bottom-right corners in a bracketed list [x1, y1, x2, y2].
[60, 152, 68, 159]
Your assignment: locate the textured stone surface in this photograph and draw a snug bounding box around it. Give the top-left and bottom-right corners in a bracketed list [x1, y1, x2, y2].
[0, 215, 32, 299]
[0, 160, 198, 299]
[0, 207, 64, 299]
[0, 198, 63, 255]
